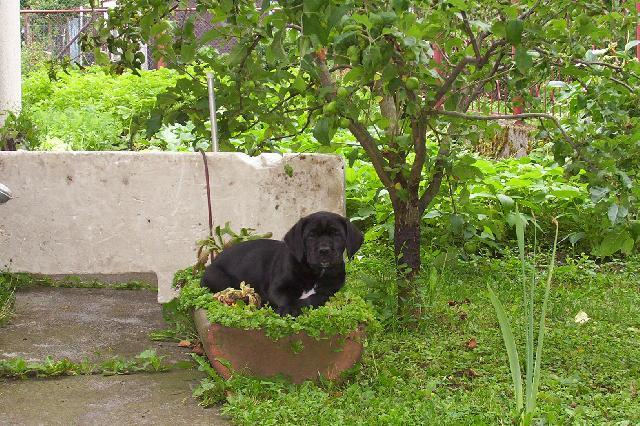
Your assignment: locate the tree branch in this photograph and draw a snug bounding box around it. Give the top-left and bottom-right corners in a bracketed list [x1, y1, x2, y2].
[313, 52, 399, 206]
[408, 115, 426, 192]
[429, 56, 476, 109]
[459, 51, 507, 111]
[461, 11, 481, 61]
[419, 126, 449, 213]
[429, 110, 577, 150]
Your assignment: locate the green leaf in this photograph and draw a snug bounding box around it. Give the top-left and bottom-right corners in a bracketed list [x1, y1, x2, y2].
[328, 4, 349, 28]
[497, 194, 515, 209]
[592, 230, 634, 257]
[146, 111, 163, 138]
[181, 43, 196, 63]
[292, 73, 307, 92]
[452, 163, 482, 180]
[607, 203, 619, 225]
[450, 214, 464, 234]
[150, 20, 170, 37]
[303, 0, 325, 13]
[303, 13, 329, 45]
[506, 19, 524, 45]
[514, 47, 533, 73]
[488, 286, 523, 412]
[93, 48, 109, 66]
[343, 66, 363, 83]
[491, 21, 506, 38]
[589, 187, 609, 203]
[624, 40, 640, 52]
[546, 81, 567, 88]
[529, 221, 559, 415]
[362, 45, 382, 71]
[312, 117, 336, 145]
[298, 36, 310, 57]
[568, 232, 585, 245]
[447, 0, 467, 10]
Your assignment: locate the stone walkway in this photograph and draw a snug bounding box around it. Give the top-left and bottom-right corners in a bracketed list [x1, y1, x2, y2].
[0, 285, 228, 425]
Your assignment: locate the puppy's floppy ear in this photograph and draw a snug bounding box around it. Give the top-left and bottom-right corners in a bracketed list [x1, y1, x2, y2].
[284, 217, 306, 262]
[343, 217, 364, 259]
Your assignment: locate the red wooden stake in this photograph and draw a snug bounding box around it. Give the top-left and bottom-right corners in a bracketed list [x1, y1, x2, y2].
[432, 43, 445, 109]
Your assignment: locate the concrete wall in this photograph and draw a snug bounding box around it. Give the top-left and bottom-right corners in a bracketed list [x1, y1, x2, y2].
[0, 152, 345, 302]
[0, 0, 22, 127]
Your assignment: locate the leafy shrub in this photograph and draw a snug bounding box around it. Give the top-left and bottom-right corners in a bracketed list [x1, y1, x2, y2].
[18, 65, 179, 150]
[174, 267, 377, 340]
[144, 121, 209, 152]
[344, 141, 636, 256]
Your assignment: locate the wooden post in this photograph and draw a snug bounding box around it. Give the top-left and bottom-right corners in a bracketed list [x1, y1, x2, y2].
[24, 13, 32, 44]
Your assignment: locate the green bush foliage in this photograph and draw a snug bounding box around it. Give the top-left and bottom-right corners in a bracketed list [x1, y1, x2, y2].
[18, 66, 179, 150]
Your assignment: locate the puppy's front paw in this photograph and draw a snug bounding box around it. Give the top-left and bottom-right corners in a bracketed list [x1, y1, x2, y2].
[276, 305, 301, 317]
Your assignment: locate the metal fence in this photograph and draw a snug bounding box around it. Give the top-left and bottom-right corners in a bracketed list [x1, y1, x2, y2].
[21, 8, 105, 70]
[20, 8, 222, 70]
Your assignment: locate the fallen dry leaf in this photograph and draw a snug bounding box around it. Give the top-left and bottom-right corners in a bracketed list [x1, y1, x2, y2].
[466, 338, 478, 350]
[178, 340, 191, 348]
[454, 368, 479, 379]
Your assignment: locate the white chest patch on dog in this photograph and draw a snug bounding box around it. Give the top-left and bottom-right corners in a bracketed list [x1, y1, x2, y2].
[300, 287, 316, 300]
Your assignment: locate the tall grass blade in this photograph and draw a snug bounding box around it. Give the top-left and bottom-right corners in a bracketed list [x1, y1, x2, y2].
[528, 219, 559, 414]
[526, 214, 536, 414]
[488, 285, 523, 412]
[514, 208, 533, 413]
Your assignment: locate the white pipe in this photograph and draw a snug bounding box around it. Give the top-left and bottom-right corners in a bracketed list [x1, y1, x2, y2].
[0, 0, 22, 128]
[206, 72, 219, 152]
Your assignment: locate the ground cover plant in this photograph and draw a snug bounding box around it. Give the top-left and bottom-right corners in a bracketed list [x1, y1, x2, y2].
[0, 349, 171, 379]
[174, 267, 377, 341]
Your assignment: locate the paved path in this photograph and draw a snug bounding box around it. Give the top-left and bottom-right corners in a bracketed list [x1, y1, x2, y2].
[0, 369, 226, 425]
[0, 286, 188, 362]
[0, 285, 228, 425]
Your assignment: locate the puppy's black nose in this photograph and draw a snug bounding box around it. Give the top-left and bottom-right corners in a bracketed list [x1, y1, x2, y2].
[318, 246, 331, 256]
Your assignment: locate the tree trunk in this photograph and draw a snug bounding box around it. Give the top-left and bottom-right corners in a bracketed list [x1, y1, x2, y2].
[394, 200, 422, 318]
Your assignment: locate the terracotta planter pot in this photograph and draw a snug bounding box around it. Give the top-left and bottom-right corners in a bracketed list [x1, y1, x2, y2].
[193, 309, 365, 384]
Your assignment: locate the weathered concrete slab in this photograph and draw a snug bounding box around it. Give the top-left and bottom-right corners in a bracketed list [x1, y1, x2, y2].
[0, 286, 190, 363]
[0, 152, 345, 301]
[0, 369, 228, 425]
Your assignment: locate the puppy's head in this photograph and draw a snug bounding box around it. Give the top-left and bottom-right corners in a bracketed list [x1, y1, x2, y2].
[284, 211, 364, 269]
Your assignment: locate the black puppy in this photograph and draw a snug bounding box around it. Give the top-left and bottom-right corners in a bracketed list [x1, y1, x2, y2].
[200, 211, 363, 316]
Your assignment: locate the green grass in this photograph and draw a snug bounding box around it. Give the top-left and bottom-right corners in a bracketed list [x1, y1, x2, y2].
[0, 349, 173, 379]
[0, 274, 22, 325]
[207, 247, 640, 425]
